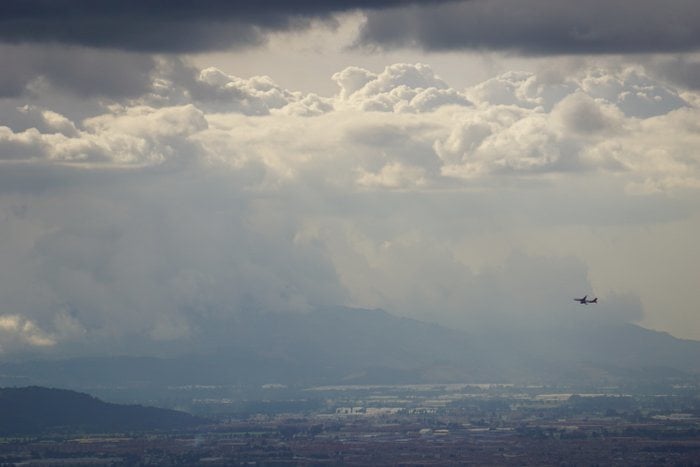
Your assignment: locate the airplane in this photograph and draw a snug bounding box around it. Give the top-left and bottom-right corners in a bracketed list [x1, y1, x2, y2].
[574, 295, 598, 304]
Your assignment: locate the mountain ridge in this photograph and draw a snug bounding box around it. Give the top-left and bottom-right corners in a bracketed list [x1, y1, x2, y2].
[0, 386, 204, 435]
[1, 307, 698, 396]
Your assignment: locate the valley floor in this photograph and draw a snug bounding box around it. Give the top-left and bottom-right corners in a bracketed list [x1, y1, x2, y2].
[2, 409, 700, 465]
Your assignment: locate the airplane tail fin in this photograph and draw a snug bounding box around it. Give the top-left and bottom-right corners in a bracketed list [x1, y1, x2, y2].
[590, 298, 598, 304]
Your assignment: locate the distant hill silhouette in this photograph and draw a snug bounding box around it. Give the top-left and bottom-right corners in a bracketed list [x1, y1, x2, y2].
[0, 386, 204, 435]
[1, 308, 700, 394]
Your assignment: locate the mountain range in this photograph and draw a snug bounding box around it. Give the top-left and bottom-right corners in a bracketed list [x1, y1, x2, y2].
[1, 308, 699, 400]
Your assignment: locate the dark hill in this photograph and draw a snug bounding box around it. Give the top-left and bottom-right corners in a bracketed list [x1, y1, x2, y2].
[0, 386, 204, 435]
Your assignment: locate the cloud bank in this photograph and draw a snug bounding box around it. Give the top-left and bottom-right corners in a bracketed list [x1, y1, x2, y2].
[4, 1, 698, 56]
[0, 0, 455, 52]
[0, 61, 698, 354]
[359, 0, 700, 54]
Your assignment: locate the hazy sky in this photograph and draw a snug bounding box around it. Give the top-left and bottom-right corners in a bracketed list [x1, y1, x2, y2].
[1, 0, 700, 356]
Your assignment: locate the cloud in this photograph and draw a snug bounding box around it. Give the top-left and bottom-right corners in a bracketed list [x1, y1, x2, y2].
[648, 56, 700, 91]
[553, 92, 622, 136]
[311, 219, 643, 329]
[579, 67, 688, 118]
[358, 0, 700, 55]
[0, 44, 156, 99]
[0, 164, 347, 354]
[1, 61, 699, 354]
[0, 314, 56, 353]
[0, 0, 455, 53]
[466, 71, 576, 111]
[0, 104, 208, 165]
[140, 60, 334, 116]
[16, 106, 79, 137]
[333, 63, 471, 112]
[2, 62, 696, 190]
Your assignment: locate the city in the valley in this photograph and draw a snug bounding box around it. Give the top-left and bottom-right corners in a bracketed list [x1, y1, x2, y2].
[2, 381, 700, 465]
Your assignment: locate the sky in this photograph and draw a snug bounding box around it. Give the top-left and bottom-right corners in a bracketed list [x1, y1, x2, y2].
[1, 0, 700, 356]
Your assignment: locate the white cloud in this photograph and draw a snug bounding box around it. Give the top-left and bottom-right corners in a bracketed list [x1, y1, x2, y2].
[194, 68, 300, 114]
[467, 71, 577, 110]
[0, 314, 56, 353]
[357, 161, 429, 188]
[140, 60, 335, 116]
[580, 67, 687, 118]
[1, 62, 696, 196]
[551, 91, 625, 136]
[5, 62, 686, 186]
[16, 105, 79, 136]
[333, 63, 472, 113]
[0, 104, 208, 165]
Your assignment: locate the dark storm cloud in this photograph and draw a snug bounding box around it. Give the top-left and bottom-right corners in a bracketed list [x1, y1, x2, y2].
[0, 0, 453, 52]
[359, 0, 700, 55]
[0, 45, 156, 98]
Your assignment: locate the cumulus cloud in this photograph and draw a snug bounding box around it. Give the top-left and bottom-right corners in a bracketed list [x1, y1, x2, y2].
[552, 92, 623, 136]
[580, 67, 688, 118]
[2, 62, 697, 188]
[16, 106, 79, 137]
[0, 104, 208, 165]
[467, 67, 687, 118]
[333, 63, 471, 112]
[435, 94, 622, 179]
[437, 67, 695, 183]
[467, 71, 576, 111]
[141, 61, 334, 116]
[0, 314, 55, 353]
[358, 0, 700, 55]
[2, 61, 697, 190]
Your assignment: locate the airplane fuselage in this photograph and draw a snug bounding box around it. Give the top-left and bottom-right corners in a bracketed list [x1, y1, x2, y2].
[574, 295, 597, 304]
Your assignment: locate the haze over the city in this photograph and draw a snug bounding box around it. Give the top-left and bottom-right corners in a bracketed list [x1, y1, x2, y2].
[1, 0, 700, 359]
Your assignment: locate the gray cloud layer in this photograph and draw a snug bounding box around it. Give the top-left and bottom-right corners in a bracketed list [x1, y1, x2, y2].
[0, 44, 156, 99]
[359, 0, 700, 55]
[0, 0, 453, 52]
